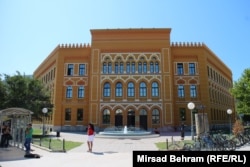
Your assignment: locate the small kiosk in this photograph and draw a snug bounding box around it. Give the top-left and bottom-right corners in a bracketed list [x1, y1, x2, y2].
[0, 108, 33, 149]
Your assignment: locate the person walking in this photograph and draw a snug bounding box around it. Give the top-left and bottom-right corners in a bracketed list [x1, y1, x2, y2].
[24, 123, 33, 154]
[87, 123, 95, 152]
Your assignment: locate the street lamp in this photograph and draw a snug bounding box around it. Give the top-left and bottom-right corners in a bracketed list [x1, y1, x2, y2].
[42, 108, 48, 136]
[187, 102, 195, 140]
[227, 109, 233, 136]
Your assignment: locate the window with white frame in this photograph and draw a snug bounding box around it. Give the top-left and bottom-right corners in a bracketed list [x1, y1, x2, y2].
[139, 82, 147, 97]
[190, 85, 197, 98]
[79, 64, 85, 75]
[116, 82, 122, 97]
[177, 63, 184, 75]
[66, 86, 73, 98]
[189, 63, 195, 75]
[78, 86, 84, 98]
[67, 64, 74, 76]
[178, 85, 185, 98]
[103, 82, 111, 97]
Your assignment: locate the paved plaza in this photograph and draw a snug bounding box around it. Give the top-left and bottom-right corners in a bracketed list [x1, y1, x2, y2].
[0, 132, 249, 167]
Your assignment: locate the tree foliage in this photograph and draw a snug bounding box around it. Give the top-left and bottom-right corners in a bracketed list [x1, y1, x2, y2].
[0, 72, 53, 119]
[231, 68, 250, 114]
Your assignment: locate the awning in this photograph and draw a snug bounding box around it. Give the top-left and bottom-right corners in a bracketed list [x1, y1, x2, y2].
[0, 107, 33, 116]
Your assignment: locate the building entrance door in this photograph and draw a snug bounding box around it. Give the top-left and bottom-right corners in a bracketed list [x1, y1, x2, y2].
[115, 109, 123, 127]
[127, 110, 135, 127]
[139, 115, 147, 130]
[115, 115, 123, 127]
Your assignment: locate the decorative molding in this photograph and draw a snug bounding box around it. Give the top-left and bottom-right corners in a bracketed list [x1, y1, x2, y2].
[100, 102, 162, 111]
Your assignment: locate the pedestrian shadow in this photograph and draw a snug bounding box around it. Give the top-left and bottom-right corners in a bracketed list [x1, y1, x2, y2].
[91, 151, 104, 155]
[91, 151, 118, 155]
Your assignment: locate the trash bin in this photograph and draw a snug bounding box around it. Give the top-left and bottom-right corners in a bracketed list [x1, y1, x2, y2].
[56, 131, 60, 137]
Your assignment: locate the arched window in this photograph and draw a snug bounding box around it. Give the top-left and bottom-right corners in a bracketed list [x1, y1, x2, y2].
[140, 108, 147, 115]
[150, 62, 154, 73]
[116, 82, 122, 97]
[126, 62, 131, 73]
[103, 62, 107, 74]
[138, 62, 142, 73]
[115, 62, 119, 74]
[108, 62, 112, 73]
[155, 62, 159, 73]
[139, 82, 147, 97]
[103, 109, 110, 124]
[127, 82, 134, 97]
[116, 109, 123, 115]
[103, 82, 111, 97]
[143, 62, 147, 73]
[152, 109, 160, 124]
[120, 62, 124, 73]
[131, 62, 135, 73]
[151, 82, 159, 97]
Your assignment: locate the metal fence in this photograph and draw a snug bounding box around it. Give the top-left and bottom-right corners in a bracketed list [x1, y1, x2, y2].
[32, 137, 66, 152]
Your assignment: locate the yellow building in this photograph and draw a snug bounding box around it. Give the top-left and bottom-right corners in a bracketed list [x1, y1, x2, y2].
[33, 28, 235, 132]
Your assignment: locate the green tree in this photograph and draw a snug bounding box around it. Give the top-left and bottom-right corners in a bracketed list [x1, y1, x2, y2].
[0, 74, 7, 109]
[231, 68, 250, 114]
[0, 72, 53, 119]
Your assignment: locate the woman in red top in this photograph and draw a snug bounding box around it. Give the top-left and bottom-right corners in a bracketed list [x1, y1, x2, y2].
[87, 123, 95, 152]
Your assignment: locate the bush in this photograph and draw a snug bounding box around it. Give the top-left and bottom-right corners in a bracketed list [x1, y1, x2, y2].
[232, 119, 244, 136]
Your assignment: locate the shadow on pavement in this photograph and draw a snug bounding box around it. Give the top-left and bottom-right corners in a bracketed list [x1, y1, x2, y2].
[0, 147, 41, 161]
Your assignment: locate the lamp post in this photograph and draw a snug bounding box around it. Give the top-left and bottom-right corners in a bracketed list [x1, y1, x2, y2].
[187, 102, 195, 140]
[42, 108, 48, 136]
[227, 109, 233, 136]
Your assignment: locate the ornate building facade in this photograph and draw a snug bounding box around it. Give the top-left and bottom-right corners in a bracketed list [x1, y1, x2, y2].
[33, 28, 235, 132]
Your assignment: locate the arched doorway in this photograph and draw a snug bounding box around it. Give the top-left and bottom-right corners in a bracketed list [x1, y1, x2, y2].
[139, 109, 147, 130]
[115, 109, 123, 127]
[127, 109, 135, 127]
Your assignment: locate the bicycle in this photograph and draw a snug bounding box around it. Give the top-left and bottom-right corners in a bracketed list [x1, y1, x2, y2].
[166, 137, 182, 151]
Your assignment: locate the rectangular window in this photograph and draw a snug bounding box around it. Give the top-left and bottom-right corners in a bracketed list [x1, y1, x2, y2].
[77, 108, 83, 121]
[65, 108, 71, 121]
[66, 86, 73, 98]
[190, 85, 197, 98]
[79, 64, 85, 75]
[67, 64, 74, 76]
[78, 86, 84, 98]
[189, 63, 195, 75]
[177, 63, 183, 75]
[178, 85, 185, 98]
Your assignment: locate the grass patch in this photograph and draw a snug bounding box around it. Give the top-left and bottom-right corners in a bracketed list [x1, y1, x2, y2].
[155, 140, 194, 150]
[32, 137, 83, 151]
[33, 128, 42, 135]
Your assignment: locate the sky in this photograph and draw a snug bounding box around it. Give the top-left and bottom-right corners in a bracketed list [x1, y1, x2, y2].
[0, 0, 249, 81]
